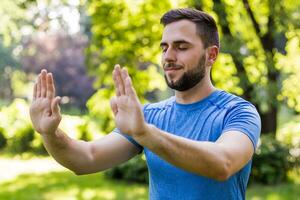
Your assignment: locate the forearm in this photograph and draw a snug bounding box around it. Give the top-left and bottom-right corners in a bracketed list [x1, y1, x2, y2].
[135, 124, 231, 181]
[42, 128, 94, 174]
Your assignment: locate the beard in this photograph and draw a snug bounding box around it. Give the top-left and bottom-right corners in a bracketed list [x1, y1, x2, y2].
[164, 54, 206, 91]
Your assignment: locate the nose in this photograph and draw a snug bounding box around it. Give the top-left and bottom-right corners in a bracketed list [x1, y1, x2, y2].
[163, 47, 177, 63]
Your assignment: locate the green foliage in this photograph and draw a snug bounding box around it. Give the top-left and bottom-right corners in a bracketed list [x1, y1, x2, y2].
[8, 123, 35, 153]
[0, 98, 31, 138]
[0, 0, 27, 46]
[0, 127, 7, 149]
[10, 70, 33, 99]
[0, 98, 45, 153]
[105, 154, 148, 183]
[86, 0, 170, 133]
[76, 120, 93, 141]
[212, 53, 243, 95]
[277, 120, 300, 148]
[277, 119, 300, 172]
[85, 0, 300, 135]
[0, 40, 19, 101]
[0, 99, 104, 154]
[251, 135, 296, 184]
[189, 0, 300, 134]
[277, 32, 300, 112]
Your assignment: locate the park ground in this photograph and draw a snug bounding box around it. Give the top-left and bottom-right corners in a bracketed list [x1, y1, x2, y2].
[0, 155, 299, 200]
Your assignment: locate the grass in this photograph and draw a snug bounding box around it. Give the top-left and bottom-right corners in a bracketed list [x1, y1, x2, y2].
[0, 171, 148, 200]
[1, 170, 300, 200]
[246, 169, 300, 200]
[246, 182, 300, 200]
[0, 106, 299, 200]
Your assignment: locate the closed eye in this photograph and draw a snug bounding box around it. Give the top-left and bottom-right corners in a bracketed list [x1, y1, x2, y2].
[160, 45, 168, 53]
[161, 46, 167, 52]
[175, 43, 190, 51]
[178, 46, 188, 51]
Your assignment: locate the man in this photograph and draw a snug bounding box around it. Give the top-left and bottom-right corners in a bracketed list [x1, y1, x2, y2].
[30, 8, 261, 200]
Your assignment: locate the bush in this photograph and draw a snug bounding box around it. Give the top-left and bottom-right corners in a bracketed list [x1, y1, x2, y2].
[277, 121, 300, 147]
[250, 135, 296, 184]
[8, 123, 35, 153]
[77, 122, 93, 141]
[31, 136, 48, 155]
[105, 154, 148, 183]
[0, 127, 7, 149]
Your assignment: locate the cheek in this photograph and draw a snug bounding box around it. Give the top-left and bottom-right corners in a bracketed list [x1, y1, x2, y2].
[161, 54, 167, 66]
[179, 52, 202, 66]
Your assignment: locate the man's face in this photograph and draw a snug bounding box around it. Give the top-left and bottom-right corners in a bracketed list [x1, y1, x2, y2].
[160, 20, 207, 91]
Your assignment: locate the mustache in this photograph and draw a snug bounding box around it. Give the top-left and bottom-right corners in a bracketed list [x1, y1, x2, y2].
[163, 63, 183, 70]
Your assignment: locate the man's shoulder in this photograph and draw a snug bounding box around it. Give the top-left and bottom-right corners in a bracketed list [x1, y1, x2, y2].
[212, 90, 256, 110]
[143, 96, 175, 112]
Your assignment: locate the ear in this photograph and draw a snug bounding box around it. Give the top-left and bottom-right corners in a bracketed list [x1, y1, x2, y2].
[206, 46, 219, 67]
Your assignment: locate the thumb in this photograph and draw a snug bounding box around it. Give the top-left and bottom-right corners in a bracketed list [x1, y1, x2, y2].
[51, 96, 61, 116]
[110, 96, 118, 117]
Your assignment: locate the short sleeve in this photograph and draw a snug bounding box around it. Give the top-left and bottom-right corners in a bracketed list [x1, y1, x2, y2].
[113, 128, 143, 152]
[223, 103, 261, 150]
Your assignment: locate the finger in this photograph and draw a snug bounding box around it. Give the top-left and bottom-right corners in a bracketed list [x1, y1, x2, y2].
[33, 82, 37, 100]
[121, 68, 128, 85]
[112, 69, 120, 96]
[51, 96, 61, 116]
[47, 73, 55, 99]
[110, 96, 118, 117]
[41, 69, 47, 97]
[125, 76, 138, 100]
[122, 68, 137, 97]
[114, 65, 125, 95]
[37, 74, 41, 98]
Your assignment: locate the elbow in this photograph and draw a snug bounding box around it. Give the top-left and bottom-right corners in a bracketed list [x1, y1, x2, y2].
[73, 168, 105, 176]
[71, 167, 90, 175]
[213, 161, 232, 181]
[73, 169, 87, 176]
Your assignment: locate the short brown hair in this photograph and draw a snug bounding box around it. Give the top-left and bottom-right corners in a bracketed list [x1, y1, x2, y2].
[160, 8, 220, 48]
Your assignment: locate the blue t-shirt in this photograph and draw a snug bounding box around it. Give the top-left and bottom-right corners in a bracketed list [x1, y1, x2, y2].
[114, 89, 261, 200]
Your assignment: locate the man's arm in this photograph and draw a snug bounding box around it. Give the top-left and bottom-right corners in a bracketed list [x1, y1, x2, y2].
[112, 65, 255, 181]
[30, 69, 140, 175]
[135, 127, 254, 181]
[42, 129, 140, 175]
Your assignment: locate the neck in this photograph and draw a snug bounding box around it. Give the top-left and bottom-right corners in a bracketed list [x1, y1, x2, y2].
[175, 76, 215, 104]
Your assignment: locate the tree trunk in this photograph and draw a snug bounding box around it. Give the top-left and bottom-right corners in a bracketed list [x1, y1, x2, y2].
[259, 106, 277, 135]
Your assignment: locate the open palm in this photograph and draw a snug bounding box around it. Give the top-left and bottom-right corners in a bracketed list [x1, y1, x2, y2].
[110, 65, 147, 137]
[30, 70, 61, 135]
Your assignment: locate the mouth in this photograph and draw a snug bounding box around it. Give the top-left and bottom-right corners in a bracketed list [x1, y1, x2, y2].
[164, 67, 182, 72]
[163, 64, 183, 72]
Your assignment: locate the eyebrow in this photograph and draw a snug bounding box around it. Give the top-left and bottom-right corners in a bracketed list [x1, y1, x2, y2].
[160, 40, 191, 47]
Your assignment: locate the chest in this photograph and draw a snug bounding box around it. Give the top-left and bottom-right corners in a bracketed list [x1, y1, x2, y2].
[145, 106, 227, 142]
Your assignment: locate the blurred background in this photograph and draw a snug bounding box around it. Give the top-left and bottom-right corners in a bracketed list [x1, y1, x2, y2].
[0, 0, 299, 199]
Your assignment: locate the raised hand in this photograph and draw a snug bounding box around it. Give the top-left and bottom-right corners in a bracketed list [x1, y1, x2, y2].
[110, 65, 147, 137]
[29, 69, 61, 135]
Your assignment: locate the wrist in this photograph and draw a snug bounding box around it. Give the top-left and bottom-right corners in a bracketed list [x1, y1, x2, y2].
[133, 123, 153, 145]
[42, 128, 60, 140]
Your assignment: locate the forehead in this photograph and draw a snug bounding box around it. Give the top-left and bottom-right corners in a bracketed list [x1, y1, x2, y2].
[161, 20, 203, 45]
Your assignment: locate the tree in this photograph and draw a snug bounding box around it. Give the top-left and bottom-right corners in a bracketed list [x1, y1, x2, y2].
[86, 0, 300, 135]
[21, 33, 95, 110]
[0, 0, 27, 101]
[189, 0, 300, 135]
[0, 42, 18, 101]
[17, 0, 95, 110]
[86, 0, 171, 133]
